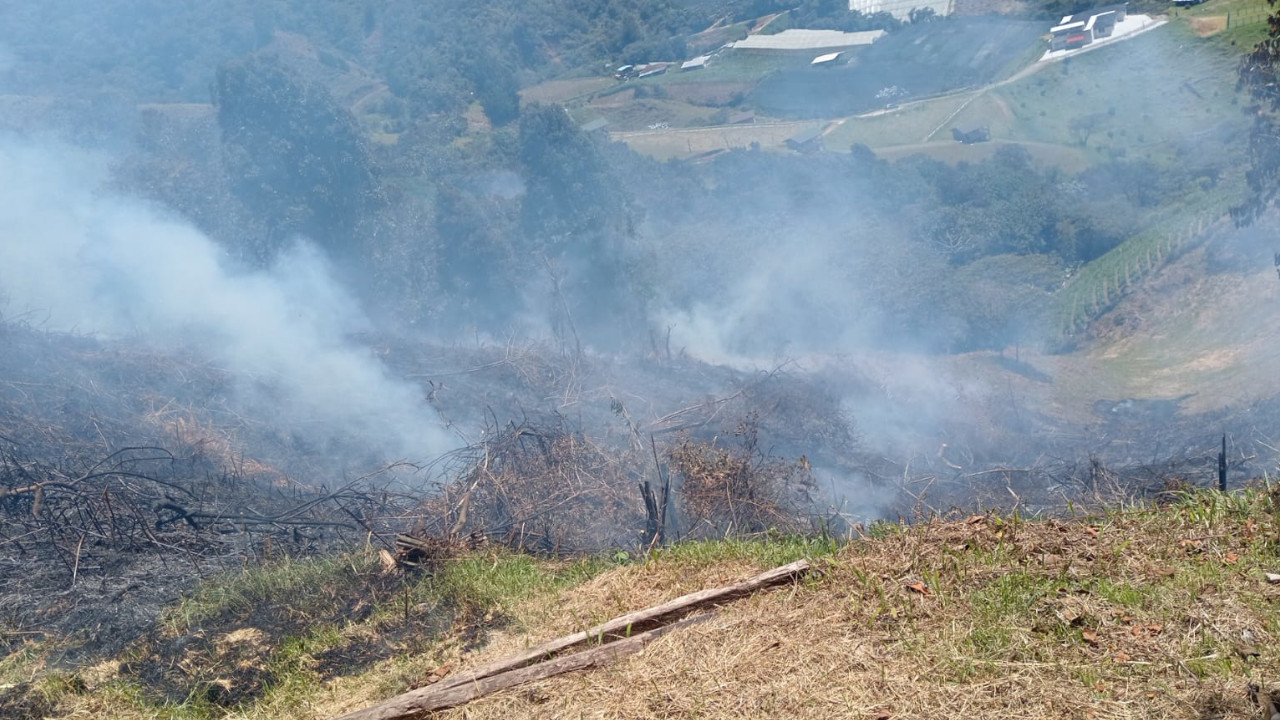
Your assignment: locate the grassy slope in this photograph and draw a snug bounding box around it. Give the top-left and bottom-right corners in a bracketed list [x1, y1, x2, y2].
[9, 490, 1280, 719]
[607, 10, 1254, 166]
[830, 21, 1246, 161]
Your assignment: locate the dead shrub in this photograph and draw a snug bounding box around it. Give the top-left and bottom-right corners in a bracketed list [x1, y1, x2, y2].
[419, 416, 647, 554]
[667, 413, 816, 538]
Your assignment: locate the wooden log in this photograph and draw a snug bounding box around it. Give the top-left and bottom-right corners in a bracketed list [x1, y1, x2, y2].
[333, 613, 712, 720]
[331, 559, 809, 720]
[435, 558, 808, 691]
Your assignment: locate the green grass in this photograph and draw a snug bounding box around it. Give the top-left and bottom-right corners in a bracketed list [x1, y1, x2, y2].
[1174, 0, 1274, 48]
[164, 552, 367, 635]
[641, 52, 803, 87]
[406, 552, 616, 621]
[824, 93, 978, 148]
[644, 532, 841, 569]
[971, 570, 1057, 623]
[827, 23, 1246, 165]
[988, 24, 1245, 159]
[1056, 186, 1239, 338]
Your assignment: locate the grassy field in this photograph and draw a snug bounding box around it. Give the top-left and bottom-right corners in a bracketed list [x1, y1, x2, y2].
[613, 19, 1248, 168]
[987, 24, 1246, 162]
[873, 138, 1093, 170]
[833, 23, 1248, 162]
[749, 17, 1045, 119]
[1174, 0, 1274, 48]
[519, 77, 616, 106]
[610, 120, 814, 159]
[1056, 188, 1239, 338]
[572, 95, 732, 132]
[9, 490, 1280, 719]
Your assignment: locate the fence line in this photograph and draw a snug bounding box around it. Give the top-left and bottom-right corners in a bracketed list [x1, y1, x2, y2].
[1056, 192, 1234, 340]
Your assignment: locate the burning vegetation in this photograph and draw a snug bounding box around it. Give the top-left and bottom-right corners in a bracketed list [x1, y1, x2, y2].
[9, 0, 1280, 716]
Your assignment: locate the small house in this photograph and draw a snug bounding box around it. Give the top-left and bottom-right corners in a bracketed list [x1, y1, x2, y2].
[1049, 3, 1127, 51]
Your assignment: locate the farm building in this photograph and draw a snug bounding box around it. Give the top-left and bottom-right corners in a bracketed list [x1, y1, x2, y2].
[1049, 3, 1127, 51]
[729, 29, 884, 54]
[849, 0, 953, 21]
[637, 62, 669, 78]
[580, 118, 609, 134]
[681, 55, 710, 71]
[728, 110, 756, 125]
[811, 51, 843, 67]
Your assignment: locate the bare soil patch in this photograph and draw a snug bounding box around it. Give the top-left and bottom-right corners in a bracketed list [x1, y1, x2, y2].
[1191, 16, 1228, 36]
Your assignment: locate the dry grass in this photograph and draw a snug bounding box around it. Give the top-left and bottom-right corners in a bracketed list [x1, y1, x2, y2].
[333, 490, 1280, 720]
[14, 489, 1280, 720]
[1190, 16, 1229, 36]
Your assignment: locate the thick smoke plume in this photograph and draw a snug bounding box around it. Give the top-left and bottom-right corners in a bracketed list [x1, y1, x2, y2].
[0, 137, 452, 464]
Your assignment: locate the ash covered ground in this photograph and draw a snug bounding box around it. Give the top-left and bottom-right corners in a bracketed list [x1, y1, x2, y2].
[4, 279, 1277, 669]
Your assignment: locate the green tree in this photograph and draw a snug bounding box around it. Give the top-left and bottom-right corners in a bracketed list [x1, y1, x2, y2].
[457, 49, 521, 126]
[212, 55, 382, 263]
[517, 104, 642, 347]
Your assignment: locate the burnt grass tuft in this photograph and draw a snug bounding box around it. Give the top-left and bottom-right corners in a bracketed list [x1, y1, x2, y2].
[121, 555, 451, 708]
[0, 682, 55, 720]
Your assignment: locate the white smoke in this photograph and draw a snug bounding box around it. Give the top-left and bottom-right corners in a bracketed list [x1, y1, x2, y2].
[0, 137, 452, 462]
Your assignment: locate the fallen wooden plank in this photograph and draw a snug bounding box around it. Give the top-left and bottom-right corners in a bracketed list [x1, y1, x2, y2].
[436, 558, 809, 691]
[330, 559, 809, 720]
[333, 613, 713, 720]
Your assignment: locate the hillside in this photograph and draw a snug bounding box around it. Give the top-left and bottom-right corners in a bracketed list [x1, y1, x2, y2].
[5, 490, 1280, 719]
[7, 0, 1280, 717]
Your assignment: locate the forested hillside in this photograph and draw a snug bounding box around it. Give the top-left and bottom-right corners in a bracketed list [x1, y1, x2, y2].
[0, 0, 1248, 357]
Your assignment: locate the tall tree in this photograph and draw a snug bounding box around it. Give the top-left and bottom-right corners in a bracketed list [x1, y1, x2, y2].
[212, 55, 382, 263]
[517, 103, 642, 347]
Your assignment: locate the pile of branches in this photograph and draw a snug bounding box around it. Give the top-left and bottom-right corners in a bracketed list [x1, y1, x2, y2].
[644, 364, 863, 476]
[666, 413, 818, 538]
[415, 415, 648, 554]
[0, 438, 414, 654]
[0, 444, 409, 560]
[407, 404, 841, 556]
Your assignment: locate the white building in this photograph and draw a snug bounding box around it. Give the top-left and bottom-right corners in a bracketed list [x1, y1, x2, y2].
[680, 55, 710, 71]
[848, 0, 953, 21]
[729, 29, 885, 53]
